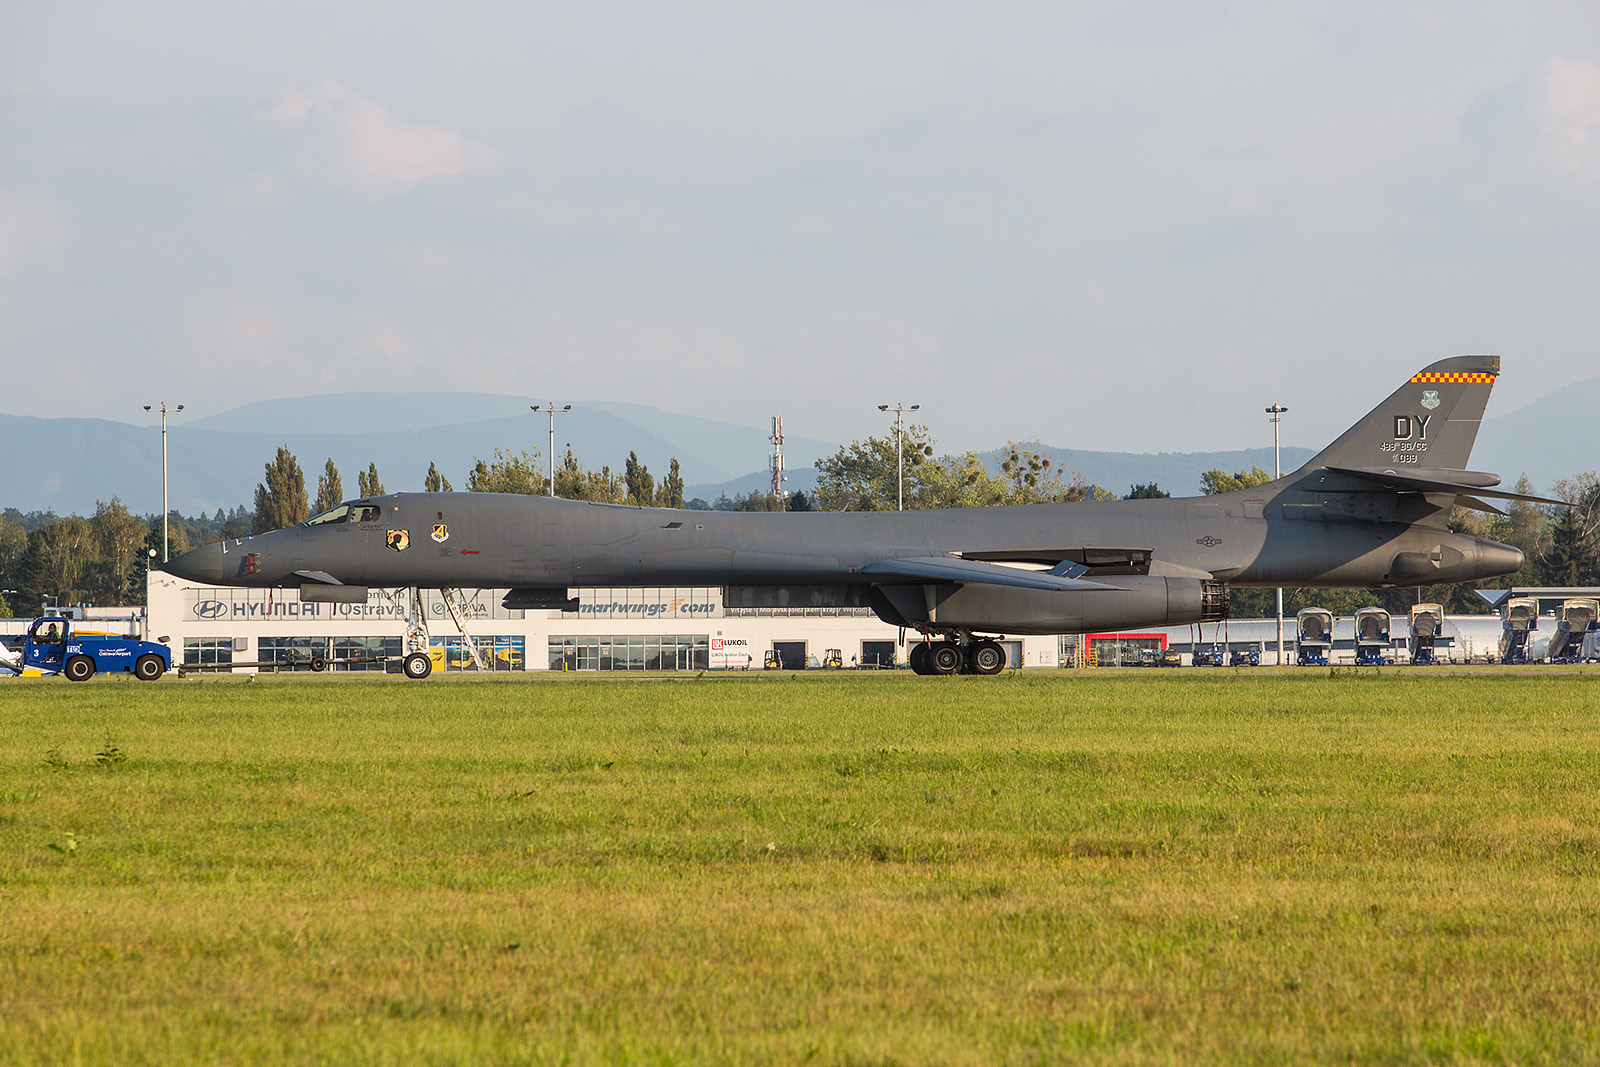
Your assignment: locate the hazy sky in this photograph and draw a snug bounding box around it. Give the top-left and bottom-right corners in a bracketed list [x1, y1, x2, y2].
[3, 1, 1598, 457]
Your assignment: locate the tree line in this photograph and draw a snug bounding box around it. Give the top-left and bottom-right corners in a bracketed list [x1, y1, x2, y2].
[2, 433, 1595, 620]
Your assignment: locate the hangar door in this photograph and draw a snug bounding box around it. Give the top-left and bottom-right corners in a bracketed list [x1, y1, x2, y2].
[860, 640, 896, 668]
[770, 641, 807, 670]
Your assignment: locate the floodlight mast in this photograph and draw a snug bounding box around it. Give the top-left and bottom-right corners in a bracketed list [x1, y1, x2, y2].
[531, 403, 571, 497]
[1267, 404, 1288, 665]
[143, 402, 184, 562]
[877, 403, 920, 511]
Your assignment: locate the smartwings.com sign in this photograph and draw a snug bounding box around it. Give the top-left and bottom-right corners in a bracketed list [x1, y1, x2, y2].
[565, 588, 723, 620]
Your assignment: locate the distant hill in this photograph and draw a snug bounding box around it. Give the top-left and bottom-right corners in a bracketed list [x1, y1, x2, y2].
[7, 395, 836, 517]
[1469, 373, 1600, 493]
[6, 377, 1591, 516]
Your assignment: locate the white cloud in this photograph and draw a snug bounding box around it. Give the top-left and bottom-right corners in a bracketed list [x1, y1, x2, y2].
[216, 171, 290, 212]
[180, 289, 310, 388]
[267, 80, 502, 199]
[0, 189, 67, 277]
[1538, 57, 1600, 172]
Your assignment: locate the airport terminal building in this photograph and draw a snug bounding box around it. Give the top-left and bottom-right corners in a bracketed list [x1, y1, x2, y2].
[143, 572, 1066, 673]
[8, 577, 1588, 676]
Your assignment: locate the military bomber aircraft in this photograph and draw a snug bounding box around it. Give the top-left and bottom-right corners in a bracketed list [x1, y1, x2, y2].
[163, 355, 1545, 678]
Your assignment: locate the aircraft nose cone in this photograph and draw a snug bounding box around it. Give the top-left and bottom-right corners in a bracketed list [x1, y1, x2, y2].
[161, 542, 227, 584]
[1477, 541, 1525, 580]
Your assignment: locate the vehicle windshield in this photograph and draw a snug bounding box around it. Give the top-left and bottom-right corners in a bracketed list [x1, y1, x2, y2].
[31, 619, 66, 645]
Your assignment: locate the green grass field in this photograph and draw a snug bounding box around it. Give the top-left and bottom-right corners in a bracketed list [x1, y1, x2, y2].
[3, 669, 1599, 1065]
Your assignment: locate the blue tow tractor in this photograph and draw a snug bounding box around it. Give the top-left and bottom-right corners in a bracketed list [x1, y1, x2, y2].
[1, 616, 172, 681]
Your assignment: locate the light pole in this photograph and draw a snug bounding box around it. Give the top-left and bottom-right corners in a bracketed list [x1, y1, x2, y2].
[877, 403, 919, 511]
[531, 403, 571, 497]
[1266, 404, 1288, 666]
[143, 402, 184, 562]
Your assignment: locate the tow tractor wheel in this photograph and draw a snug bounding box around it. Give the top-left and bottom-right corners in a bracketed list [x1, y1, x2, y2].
[968, 640, 1006, 676]
[64, 655, 95, 682]
[134, 654, 165, 681]
[909, 642, 931, 675]
[928, 642, 963, 675]
[403, 652, 433, 679]
[310, 656, 326, 672]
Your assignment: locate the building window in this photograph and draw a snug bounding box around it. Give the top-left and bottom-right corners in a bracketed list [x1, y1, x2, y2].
[183, 638, 234, 667]
[428, 636, 525, 671]
[548, 635, 708, 671]
[333, 635, 402, 671]
[1084, 635, 1164, 667]
[258, 636, 330, 671]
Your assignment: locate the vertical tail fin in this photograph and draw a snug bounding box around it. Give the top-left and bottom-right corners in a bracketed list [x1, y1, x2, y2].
[1300, 355, 1500, 473]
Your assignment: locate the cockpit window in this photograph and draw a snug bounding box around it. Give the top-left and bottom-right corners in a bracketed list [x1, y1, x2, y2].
[304, 502, 382, 526]
[305, 504, 350, 526]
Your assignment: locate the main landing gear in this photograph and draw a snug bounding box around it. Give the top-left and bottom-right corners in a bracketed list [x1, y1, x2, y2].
[908, 633, 1007, 676]
[390, 587, 490, 680]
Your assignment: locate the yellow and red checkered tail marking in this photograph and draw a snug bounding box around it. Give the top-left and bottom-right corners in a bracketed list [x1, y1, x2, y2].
[1408, 372, 1497, 383]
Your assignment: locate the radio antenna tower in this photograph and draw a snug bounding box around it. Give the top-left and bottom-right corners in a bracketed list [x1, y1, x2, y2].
[769, 416, 786, 509]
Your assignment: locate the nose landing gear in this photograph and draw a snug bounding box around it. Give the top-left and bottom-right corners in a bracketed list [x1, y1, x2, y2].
[388, 587, 490, 680]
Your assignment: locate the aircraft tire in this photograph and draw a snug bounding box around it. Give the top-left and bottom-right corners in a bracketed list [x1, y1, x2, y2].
[403, 652, 433, 680]
[909, 642, 931, 675]
[928, 643, 962, 675]
[64, 655, 95, 682]
[968, 640, 1006, 676]
[134, 654, 165, 681]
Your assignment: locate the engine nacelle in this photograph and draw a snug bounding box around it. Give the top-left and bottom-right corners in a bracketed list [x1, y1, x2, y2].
[869, 576, 1227, 635]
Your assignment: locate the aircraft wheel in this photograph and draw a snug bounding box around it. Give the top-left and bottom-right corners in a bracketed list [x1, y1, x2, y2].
[928, 643, 963, 675]
[909, 642, 931, 675]
[134, 654, 165, 681]
[403, 652, 433, 680]
[64, 655, 95, 682]
[968, 640, 1006, 676]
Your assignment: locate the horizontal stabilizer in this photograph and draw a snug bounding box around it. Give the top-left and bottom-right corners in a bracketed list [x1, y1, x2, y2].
[1324, 466, 1566, 505]
[860, 556, 1123, 592]
[1454, 496, 1507, 516]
